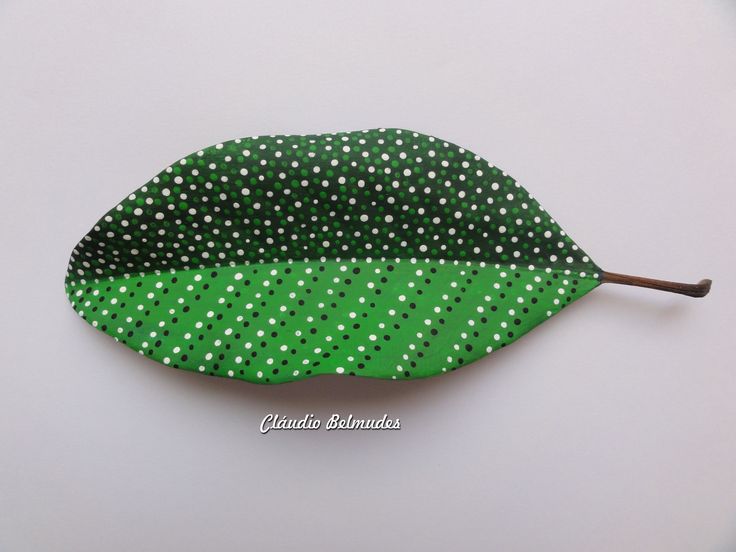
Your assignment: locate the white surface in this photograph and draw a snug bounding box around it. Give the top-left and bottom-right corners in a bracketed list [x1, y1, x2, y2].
[1, 1, 735, 550]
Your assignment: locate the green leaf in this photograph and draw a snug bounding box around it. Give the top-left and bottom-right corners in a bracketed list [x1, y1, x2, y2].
[65, 128, 602, 383]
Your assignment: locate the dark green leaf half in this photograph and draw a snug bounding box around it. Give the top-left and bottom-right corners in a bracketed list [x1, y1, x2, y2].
[65, 128, 601, 383]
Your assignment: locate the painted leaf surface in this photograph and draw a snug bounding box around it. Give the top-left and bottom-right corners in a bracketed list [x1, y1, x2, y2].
[65, 128, 601, 383]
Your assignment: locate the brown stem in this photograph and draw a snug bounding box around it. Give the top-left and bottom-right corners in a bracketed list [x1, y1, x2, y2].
[600, 271, 712, 298]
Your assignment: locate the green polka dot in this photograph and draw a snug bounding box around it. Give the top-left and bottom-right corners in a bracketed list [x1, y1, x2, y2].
[65, 128, 600, 383]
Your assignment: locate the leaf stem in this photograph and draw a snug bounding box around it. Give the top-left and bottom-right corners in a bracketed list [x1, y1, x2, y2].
[600, 271, 712, 298]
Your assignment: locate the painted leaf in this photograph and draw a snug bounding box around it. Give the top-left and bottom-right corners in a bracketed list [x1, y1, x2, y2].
[65, 128, 602, 383]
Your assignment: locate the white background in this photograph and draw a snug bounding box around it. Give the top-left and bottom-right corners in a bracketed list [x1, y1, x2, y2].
[1, 1, 735, 550]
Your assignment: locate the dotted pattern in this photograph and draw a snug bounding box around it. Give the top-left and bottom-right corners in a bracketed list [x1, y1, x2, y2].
[65, 128, 601, 383]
